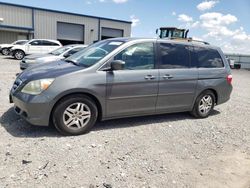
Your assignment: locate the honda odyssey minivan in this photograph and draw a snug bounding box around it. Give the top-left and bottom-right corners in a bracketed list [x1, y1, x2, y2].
[10, 38, 233, 135]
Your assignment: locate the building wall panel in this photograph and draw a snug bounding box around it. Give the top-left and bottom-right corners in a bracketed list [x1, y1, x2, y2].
[34, 10, 99, 44]
[0, 31, 17, 43]
[100, 19, 131, 38]
[0, 4, 32, 28]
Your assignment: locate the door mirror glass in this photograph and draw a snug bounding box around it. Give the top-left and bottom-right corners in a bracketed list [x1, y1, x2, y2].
[111, 60, 125, 70]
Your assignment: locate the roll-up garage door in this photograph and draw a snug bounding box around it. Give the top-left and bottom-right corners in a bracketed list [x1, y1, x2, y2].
[101, 27, 123, 40]
[57, 22, 84, 45]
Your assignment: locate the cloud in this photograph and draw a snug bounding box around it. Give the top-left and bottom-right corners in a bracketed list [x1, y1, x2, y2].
[197, 0, 218, 11]
[130, 15, 140, 27]
[200, 12, 238, 38]
[178, 14, 193, 22]
[112, 0, 128, 3]
[177, 14, 199, 29]
[172, 11, 176, 16]
[198, 12, 250, 53]
[200, 12, 237, 27]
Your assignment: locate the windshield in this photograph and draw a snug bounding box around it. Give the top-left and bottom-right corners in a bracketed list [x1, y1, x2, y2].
[65, 40, 124, 67]
[50, 46, 71, 56]
[13, 41, 28, 45]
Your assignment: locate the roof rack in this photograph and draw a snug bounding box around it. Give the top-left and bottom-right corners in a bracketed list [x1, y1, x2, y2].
[166, 37, 210, 45]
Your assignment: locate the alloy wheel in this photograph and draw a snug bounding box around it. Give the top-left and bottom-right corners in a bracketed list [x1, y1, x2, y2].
[198, 95, 213, 115]
[63, 102, 91, 130]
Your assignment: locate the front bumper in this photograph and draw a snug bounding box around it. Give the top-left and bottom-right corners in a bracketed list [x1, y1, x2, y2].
[10, 91, 53, 126]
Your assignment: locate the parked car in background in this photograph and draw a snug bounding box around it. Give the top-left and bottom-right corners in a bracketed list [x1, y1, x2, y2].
[0, 40, 28, 56]
[9, 38, 233, 135]
[9, 39, 62, 60]
[20, 44, 87, 70]
[226, 58, 235, 69]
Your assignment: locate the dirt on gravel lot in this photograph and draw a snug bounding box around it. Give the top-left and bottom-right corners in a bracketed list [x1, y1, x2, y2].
[0, 56, 250, 188]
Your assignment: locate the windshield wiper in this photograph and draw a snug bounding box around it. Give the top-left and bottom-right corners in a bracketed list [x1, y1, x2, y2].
[64, 59, 79, 66]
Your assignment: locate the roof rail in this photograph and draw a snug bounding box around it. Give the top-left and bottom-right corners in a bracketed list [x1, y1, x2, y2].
[166, 37, 210, 45]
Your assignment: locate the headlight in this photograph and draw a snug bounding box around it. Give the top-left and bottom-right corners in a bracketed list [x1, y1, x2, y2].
[21, 79, 55, 95]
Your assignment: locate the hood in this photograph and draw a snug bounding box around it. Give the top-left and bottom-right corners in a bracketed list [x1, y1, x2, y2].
[0, 44, 14, 48]
[18, 60, 84, 82]
[36, 56, 63, 64]
[25, 53, 54, 60]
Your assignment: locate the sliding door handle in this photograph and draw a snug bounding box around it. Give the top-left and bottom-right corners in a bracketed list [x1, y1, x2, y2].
[145, 75, 156, 80]
[162, 74, 173, 79]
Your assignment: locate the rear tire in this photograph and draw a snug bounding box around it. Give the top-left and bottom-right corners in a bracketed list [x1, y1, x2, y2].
[14, 50, 25, 60]
[52, 95, 98, 136]
[1, 48, 9, 56]
[190, 90, 215, 118]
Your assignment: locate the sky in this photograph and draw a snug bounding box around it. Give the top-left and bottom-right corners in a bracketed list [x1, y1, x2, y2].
[1, 0, 250, 54]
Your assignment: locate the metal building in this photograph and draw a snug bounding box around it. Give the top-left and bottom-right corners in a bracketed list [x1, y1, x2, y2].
[224, 53, 250, 69]
[0, 2, 131, 45]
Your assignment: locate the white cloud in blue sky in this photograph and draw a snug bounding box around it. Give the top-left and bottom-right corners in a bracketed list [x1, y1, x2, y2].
[197, 0, 219, 11]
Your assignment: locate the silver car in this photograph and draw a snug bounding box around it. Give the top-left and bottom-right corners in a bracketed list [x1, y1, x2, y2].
[20, 44, 87, 70]
[10, 38, 233, 135]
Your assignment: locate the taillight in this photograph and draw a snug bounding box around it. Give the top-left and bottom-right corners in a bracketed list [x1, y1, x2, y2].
[227, 75, 232, 84]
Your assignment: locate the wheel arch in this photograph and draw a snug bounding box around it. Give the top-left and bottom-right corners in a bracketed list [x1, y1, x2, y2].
[13, 49, 25, 58]
[196, 88, 218, 104]
[49, 91, 104, 124]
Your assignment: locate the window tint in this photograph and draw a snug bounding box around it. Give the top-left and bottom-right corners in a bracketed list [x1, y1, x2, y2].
[114, 42, 155, 70]
[29, 40, 43, 46]
[159, 43, 190, 69]
[68, 47, 84, 55]
[63, 47, 85, 57]
[43, 40, 60, 46]
[193, 46, 224, 68]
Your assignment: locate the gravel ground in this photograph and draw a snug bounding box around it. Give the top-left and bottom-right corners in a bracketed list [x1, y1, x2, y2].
[0, 56, 250, 188]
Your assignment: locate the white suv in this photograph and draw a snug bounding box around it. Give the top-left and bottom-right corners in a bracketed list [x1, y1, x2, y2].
[0, 40, 28, 55]
[10, 39, 62, 60]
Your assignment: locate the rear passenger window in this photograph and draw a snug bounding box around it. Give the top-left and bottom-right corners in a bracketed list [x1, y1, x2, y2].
[43, 40, 60, 46]
[193, 46, 224, 68]
[159, 43, 190, 69]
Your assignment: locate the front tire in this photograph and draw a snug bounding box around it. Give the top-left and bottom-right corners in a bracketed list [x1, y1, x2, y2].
[191, 90, 215, 118]
[14, 50, 25, 60]
[53, 95, 98, 136]
[1, 48, 9, 56]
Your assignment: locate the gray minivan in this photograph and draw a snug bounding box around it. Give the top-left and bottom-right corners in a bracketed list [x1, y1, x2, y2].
[10, 38, 233, 135]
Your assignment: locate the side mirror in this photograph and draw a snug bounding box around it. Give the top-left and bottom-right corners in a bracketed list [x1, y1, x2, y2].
[156, 29, 159, 35]
[111, 60, 125, 70]
[63, 53, 70, 58]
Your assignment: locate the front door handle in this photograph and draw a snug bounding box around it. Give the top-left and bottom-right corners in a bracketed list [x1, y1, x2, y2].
[144, 75, 156, 80]
[162, 74, 173, 79]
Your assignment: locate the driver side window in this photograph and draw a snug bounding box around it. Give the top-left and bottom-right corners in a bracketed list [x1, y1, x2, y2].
[114, 42, 155, 70]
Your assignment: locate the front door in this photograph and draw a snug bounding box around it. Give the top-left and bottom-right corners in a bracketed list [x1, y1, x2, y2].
[106, 42, 159, 118]
[156, 42, 198, 112]
[27, 40, 44, 54]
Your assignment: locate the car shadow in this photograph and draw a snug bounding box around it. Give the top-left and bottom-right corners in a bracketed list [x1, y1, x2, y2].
[0, 107, 60, 138]
[2, 56, 16, 60]
[0, 107, 221, 138]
